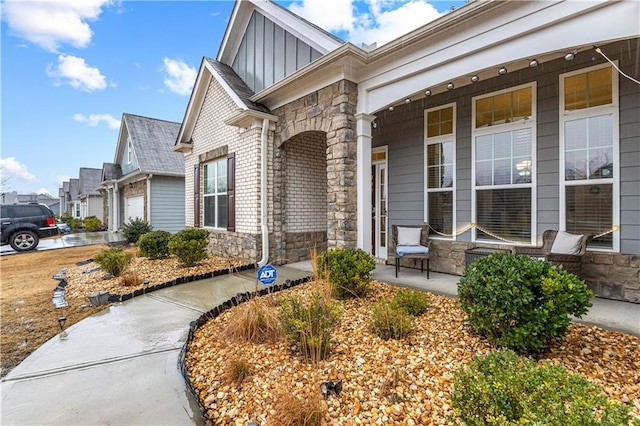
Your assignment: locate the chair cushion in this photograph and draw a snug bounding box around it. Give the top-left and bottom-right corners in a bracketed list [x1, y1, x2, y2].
[397, 227, 422, 246]
[396, 245, 429, 257]
[550, 231, 584, 255]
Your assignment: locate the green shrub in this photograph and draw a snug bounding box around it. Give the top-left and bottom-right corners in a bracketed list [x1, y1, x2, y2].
[83, 216, 102, 232]
[67, 217, 83, 231]
[122, 218, 153, 244]
[390, 289, 429, 316]
[138, 230, 172, 259]
[279, 292, 342, 363]
[168, 228, 209, 266]
[370, 300, 416, 340]
[316, 247, 376, 299]
[451, 350, 633, 425]
[93, 247, 133, 277]
[458, 252, 593, 353]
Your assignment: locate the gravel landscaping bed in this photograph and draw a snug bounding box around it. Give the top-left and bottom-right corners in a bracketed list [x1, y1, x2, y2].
[185, 280, 640, 425]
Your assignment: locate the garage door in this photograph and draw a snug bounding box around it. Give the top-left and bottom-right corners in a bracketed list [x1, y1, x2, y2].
[125, 196, 144, 223]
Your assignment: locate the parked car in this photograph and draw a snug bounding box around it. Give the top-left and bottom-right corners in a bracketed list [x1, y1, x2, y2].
[0, 203, 60, 252]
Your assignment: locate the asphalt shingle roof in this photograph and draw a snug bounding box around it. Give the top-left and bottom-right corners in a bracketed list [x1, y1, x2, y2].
[122, 114, 184, 176]
[78, 168, 102, 196]
[102, 162, 122, 181]
[204, 58, 271, 114]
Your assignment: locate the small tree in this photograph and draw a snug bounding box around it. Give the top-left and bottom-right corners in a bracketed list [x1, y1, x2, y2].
[122, 218, 153, 244]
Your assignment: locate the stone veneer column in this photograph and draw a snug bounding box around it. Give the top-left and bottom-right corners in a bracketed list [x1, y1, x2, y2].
[326, 81, 358, 248]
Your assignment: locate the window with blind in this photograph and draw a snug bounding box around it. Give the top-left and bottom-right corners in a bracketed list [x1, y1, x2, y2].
[424, 104, 455, 238]
[560, 64, 618, 250]
[472, 84, 535, 244]
[203, 157, 228, 228]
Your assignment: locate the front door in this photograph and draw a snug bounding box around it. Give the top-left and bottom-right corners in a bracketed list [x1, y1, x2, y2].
[372, 147, 388, 260]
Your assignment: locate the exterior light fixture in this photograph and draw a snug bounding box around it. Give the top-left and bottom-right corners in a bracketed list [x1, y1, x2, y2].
[425, 89, 432, 96]
[565, 52, 575, 61]
[471, 75, 479, 83]
[498, 67, 508, 75]
[58, 316, 68, 340]
[405, 98, 411, 104]
[389, 106, 394, 112]
[320, 380, 343, 398]
[529, 59, 539, 68]
[447, 82, 454, 90]
[372, 121, 377, 128]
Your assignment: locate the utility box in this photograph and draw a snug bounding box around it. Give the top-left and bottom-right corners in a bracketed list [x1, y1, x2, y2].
[88, 291, 111, 307]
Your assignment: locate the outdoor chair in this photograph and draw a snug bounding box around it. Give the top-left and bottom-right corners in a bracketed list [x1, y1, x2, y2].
[512, 229, 593, 276]
[391, 224, 431, 278]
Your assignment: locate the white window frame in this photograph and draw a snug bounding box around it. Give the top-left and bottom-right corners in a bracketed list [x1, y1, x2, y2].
[203, 157, 227, 229]
[559, 63, 619, 252]
[424, 102, 456, 240]
[471, 82, 537, 245]
[127, 139, 132, 165]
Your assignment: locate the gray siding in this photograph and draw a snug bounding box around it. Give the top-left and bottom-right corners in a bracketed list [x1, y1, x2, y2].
[232, 11, 322, 93]
[149, 176, 185, 234]
[372, 38, 639, 254]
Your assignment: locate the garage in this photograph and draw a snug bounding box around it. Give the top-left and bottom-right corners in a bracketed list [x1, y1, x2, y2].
[124, 195, 144, 223]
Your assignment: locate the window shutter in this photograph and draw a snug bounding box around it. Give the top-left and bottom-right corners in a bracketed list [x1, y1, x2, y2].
[227, 153, 236, 232]
[193, 164, 200, 228]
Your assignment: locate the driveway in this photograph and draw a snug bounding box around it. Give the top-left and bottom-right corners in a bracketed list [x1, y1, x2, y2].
[0, 231, 126, 255]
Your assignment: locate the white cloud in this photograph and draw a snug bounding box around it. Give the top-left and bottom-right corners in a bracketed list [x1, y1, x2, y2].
[287, 0, 444, 47]
[1, 0, 111, 53]
[36, 187, 52, 196]
[46, 55, 109, 92]
[162, 58, 197, 96]
[0, 157, 37, 182]
[56, 175, 72, 187]
[289, 0, 355, 33]
[73, 113, 121, 129]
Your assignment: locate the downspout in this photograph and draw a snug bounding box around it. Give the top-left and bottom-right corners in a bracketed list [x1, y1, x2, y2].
[146, 174, 153, 224]
[258, 119, 269, 267]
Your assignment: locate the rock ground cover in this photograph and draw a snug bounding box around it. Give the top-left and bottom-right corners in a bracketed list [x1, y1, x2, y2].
[185, 281, 640, 425]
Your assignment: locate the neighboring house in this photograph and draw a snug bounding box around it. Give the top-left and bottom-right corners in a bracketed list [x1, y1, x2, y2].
[101, 113, 185, 234]
[2, 192, 59, 214]
[78, 167, 104, 222]
[59, 182, 71, 216]
[68, 178, 80, 218]
[175, 0, 639, 302]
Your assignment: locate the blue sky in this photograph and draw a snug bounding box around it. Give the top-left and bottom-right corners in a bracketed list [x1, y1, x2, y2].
[1, 0, 464, 197]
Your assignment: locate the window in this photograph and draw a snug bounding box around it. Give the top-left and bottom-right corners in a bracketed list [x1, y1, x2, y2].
[560, 64, 618, 250]
[472, 84, 535, 244]
[424, 104, 455, 237]
[203, 157, 227, 228]
[127, 140, 132, 164]
[74, 202, 81, 218]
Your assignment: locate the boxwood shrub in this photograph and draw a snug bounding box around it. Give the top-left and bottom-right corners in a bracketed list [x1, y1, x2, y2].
[138, 230, 172, 260]
[168, 228, 209, 266]
[451, 350, 633, 425]
[458, 252, 593, 353]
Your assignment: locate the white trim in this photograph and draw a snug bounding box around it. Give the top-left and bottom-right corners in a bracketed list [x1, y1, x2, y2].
[424, 102, 456, 240]
[356, 113, 375, 252]
[372, 145, 388, 259]
[471, 82, 537, 245]
[559, 62, 620, 252]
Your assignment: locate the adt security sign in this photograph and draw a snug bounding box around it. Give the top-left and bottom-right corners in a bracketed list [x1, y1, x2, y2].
[257, 264, 277, 285]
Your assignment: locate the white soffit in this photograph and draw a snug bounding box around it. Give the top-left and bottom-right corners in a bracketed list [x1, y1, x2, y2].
[358, 0, 640, 113]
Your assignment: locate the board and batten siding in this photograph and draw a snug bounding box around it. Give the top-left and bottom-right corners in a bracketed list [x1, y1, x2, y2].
[373, 38, 639, 255]
[149, 176, 185, 234]
[232, 11, 321, 93]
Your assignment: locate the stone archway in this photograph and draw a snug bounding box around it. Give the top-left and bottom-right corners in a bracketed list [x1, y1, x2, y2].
[272, 80, 358, 263]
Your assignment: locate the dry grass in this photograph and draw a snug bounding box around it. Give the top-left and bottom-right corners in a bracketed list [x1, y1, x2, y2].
[222, 297, 281, 344]
[270, 385, 325, 426]
[224, 358, 252, 385]
[0, 244, 114, 377]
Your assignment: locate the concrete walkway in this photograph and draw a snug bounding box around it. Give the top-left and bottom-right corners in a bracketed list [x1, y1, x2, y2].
[1, 261, 638, 425]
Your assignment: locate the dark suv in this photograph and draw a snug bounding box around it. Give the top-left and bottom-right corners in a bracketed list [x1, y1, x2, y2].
[1, 203, 60, 252]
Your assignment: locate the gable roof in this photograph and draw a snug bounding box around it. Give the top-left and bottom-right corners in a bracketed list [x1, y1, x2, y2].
[218, 0, 343, 65]
[175, 57, 276, 147]
[78, 167, 102, 196]
[119, 113, 184, 176]
[69, 178, 79, 202]
[101, 162, 122, 183]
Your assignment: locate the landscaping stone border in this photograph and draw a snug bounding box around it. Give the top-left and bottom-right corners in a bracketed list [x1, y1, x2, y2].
[177, 274, 314, 423]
